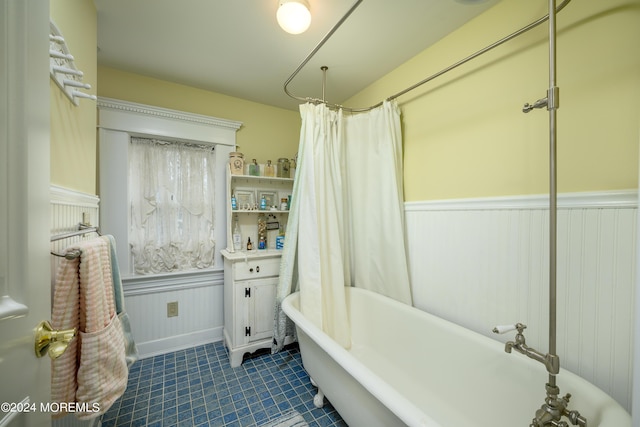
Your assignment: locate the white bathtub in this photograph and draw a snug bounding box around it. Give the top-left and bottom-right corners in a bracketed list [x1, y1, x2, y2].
[282, 287, 631, 427]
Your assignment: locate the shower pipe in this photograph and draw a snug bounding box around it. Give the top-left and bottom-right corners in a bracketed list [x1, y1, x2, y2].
[283, 0, 571, 113]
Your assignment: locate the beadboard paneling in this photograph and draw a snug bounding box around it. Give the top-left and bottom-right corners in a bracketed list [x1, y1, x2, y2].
[50, 185, 100, 294]
[50, 184, 224, 360]
[405, 190, 637, 412]
[122, 273, 224, 358]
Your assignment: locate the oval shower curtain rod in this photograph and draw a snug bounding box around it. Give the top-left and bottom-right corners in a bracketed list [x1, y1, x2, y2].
[284, 0, 572, 112]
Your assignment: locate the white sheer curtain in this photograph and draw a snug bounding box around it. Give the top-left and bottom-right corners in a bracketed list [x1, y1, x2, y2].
[129, 137, 216, 274]
[273, 101, 411, 351]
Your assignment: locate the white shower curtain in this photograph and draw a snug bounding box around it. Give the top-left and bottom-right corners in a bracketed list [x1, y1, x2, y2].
[273, 100, 411, 352]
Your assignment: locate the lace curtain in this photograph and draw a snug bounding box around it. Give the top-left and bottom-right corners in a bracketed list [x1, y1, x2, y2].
[129, 137, 216, 274]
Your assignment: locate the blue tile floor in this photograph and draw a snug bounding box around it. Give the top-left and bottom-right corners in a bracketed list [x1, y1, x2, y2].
[102, 341, 347, 427]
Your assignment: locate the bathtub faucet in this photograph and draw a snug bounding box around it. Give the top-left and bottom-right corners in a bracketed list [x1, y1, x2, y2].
[492, 323, 560, 375]
[529, 383, 587, 427]
[493, 324, 587, 427]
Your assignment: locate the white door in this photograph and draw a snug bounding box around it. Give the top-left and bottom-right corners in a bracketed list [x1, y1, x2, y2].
[0, 1, 52, 426]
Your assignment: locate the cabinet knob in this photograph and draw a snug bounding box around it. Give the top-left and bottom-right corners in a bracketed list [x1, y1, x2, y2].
[249, 268, 253, 273]
[256, 266, 260, 273]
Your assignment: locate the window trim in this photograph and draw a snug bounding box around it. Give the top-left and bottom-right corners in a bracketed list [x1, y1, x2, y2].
[98, 97, 242, 277]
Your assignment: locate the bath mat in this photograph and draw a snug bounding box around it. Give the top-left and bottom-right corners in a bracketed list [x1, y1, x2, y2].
[259, 410, 309, 427]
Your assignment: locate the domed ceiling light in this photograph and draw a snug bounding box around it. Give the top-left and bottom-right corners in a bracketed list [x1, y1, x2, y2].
[277, 0, 311, 35]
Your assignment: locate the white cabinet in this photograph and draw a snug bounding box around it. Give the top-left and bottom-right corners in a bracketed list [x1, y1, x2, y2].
[222, 169, 293, 366]
[222, 251, 282, 366]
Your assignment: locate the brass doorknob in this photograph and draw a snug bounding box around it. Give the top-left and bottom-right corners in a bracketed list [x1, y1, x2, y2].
[34, 320, 76, 359]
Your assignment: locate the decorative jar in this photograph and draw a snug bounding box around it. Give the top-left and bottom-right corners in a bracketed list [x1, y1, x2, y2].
[229, 152, 244, 175]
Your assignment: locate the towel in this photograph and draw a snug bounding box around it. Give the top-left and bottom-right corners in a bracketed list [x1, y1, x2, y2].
[104, 235, 138, 367]
[51, 237, 128, 420]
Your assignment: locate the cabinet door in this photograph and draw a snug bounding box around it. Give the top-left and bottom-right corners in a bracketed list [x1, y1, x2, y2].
[235, 277, 278, 345]
[248, 277, 278, 342]
[233, 280, 250, 346]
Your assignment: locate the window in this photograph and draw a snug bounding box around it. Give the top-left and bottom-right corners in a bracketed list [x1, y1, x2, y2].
[98, 98, 241, 277]
[129, 137, 216, 274]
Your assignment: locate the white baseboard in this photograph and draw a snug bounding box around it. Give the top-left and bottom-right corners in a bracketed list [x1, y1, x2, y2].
[135, 327, 224, 359]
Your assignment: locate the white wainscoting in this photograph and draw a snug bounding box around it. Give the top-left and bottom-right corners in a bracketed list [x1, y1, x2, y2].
[50, 185, 101, 293]
[122, 270, 225, 358]
[404, 190, 637, 412]
[50, 184, 225, 361]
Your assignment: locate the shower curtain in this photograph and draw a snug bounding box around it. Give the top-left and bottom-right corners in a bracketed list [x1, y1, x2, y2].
[273, 100, 412, 352]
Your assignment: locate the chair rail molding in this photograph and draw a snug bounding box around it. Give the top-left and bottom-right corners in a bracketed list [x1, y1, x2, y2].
[405, 189, 637, 211]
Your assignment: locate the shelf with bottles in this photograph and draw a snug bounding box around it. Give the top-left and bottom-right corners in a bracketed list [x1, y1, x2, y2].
[230, 174, 294, 186]
[231, 192, 292, 214]
[240, 157, 296, 179]
[230, 184, 291, 218]
[228, 152, 297, 181]
[230, 212, 287, 254]
[232, 209, 291, 214]
[226, 161, 293, 253]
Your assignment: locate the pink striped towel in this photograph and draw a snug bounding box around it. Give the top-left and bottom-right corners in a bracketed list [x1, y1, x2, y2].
[51, 237, 128, 419]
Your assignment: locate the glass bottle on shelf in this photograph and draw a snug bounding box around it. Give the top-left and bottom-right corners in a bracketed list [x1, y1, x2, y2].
[264, 160, 275, 177]
[249, 159, 260, 176]
[257, 213, 267, 250]
[290, 156, 296, 178]
[276, 223, 285, 250]
[277, 158, 290, 178]
[232, 215, 242, 251]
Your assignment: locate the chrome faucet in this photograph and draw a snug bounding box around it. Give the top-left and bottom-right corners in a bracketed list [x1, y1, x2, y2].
[493, 323, 587, 427]
[528, 383, 587, 427]
[493, 323, 559, 375]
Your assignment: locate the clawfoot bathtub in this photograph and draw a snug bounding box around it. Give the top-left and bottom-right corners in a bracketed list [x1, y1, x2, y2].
[282, 287, 630, 427]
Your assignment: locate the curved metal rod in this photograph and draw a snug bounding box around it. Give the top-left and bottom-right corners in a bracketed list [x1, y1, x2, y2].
[283, 0, 363, 104]
[284, 0, 572, 112]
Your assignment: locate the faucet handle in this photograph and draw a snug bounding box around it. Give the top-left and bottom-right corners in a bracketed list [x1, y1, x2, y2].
[493, 323, 527, 334]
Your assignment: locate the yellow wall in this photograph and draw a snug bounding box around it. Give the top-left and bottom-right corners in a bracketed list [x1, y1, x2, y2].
[97, 66, 301, 164]
[345, 0, 640, 201]
[50, 0, 300, 194]
[54, 1, 638, 200]
[50, 0, 98, 194]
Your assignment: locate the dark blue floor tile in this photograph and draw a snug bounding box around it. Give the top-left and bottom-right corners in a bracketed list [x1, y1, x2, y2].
[103, 341, 346, 426]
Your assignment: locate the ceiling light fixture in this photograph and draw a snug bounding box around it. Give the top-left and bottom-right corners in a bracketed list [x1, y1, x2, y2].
[277, 0, 311, 35]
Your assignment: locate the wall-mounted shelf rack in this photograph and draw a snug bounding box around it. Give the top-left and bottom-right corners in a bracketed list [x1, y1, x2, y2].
[49, 20, 96, 106]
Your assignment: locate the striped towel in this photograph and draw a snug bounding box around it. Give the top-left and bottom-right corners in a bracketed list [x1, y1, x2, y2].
[51, 237, 128, 419]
